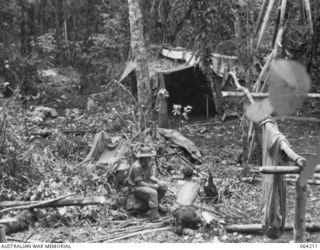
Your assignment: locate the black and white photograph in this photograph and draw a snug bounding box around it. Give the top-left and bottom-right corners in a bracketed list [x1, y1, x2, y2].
[0, 0, 319, 247]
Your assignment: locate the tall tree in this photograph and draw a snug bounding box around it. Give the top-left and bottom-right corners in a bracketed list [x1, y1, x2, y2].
[127, 0, 151, 131]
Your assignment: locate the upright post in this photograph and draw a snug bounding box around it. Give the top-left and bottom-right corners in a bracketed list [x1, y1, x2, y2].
[294, 180, 307, 242]
[157, 73, 169, 128]
[0, 224, 7, 243]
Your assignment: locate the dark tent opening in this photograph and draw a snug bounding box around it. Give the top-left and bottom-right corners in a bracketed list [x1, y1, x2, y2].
[125, 64, 216, 117]
[163, 66, 215, 117]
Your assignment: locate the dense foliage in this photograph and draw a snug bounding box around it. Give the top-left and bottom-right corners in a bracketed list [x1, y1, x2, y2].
[0, 0, 320, 196]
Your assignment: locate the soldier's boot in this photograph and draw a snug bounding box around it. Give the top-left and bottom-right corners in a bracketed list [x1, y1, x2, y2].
[158, 204, 169, 214]
[147, 208, 160, 221]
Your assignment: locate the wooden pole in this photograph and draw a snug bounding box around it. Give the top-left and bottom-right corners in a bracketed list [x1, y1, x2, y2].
[0, 224, 7, 243]
[294, 179, 307, 242]
[257, 0, 276, 49]
[157, 73, 169, 128]
[258, 165, 320, 174]
[0, 196, 106, 212]
[221, 91, 320, 99]
[256, 0, 270, 35]
[226, 223, 320, 234]
[229, 72, 255, 104]
[206, 95, 209, 118]
[294, 150, 320, 242]
[304, 0, 313, 34]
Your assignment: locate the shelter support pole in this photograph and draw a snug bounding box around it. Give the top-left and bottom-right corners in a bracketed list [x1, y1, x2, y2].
[157, 73, 169, 128]
[206, 95, 209, 118]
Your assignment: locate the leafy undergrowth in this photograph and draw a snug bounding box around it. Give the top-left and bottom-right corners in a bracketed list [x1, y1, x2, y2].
[1, 97, 320, 243]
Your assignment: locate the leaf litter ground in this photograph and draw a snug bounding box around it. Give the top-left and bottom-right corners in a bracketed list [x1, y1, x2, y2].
[6, 106, 320, 243]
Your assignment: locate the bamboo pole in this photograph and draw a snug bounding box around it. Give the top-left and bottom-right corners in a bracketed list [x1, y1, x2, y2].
[253, 53, 273, 92]
[272, 2, 281, 47]
[256, 0, 270, 35]
[279, 0, 288, 28]
[304, 0, 313, 34]
[257, 0, 276, 49]
[300, 0, 306, 23]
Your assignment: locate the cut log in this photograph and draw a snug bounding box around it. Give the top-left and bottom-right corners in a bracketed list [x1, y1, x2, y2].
[286, 178, 320, 186]
[287, 173, 320, 179]
[276, 116, 320, 123]
[257, 165, 320, 174]
[241, 176, 320, 185]
[221, 91, 320, 99]
[0, 197, 106, 211]
[226, 223, 320, 234]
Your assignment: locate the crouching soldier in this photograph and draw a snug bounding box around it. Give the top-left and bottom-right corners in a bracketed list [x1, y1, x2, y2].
[128, 145, 168, 221]
[172, 167, 205, 235]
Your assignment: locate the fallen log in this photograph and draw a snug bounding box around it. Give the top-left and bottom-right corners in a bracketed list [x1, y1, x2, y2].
[221, 91, 320, 99]
[287, 173, 320, 179]
[226, 223, 320, 234]
[257, 165, 320, 174]
[275, 116, 320, 123]
[0, 197, 106, 211]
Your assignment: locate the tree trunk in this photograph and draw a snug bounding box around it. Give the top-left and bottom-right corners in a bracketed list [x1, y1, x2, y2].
[20, 2, 27, 55]
[128, 0, 152, 132]
[55, 0, 64, 64]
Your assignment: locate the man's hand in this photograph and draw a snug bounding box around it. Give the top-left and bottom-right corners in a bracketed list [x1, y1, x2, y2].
[137, 181, 159, 190]
[149, 176, 159, 183]
[295, 157, 306, 167]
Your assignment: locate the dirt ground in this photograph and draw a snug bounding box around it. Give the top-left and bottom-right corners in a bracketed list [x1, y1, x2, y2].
[8, 106, 320, 243]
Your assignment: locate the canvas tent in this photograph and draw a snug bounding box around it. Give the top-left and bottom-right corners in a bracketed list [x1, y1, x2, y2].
[119, 47, 244, 116]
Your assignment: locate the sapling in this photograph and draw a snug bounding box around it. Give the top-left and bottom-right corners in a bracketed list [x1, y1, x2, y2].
[172, 104, 192, 129]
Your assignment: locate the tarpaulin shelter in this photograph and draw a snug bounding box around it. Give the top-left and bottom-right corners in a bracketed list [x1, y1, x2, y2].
[119, 47, 244, 116]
